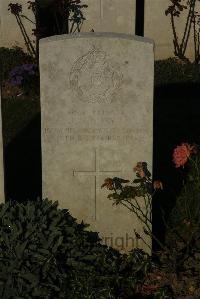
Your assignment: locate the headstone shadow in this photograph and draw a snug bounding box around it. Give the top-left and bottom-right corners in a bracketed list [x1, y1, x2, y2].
[4, 113, 42, 202]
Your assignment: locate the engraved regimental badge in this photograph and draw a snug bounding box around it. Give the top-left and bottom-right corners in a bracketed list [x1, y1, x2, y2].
[70, 46, 123, 103]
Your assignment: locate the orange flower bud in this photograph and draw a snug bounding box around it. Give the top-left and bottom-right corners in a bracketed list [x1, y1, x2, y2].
[101, 178, 114, 190]
[153, 180, 163, 190]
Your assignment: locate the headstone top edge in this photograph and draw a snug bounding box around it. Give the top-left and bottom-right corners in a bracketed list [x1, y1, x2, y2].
[39, 32, 154, 46]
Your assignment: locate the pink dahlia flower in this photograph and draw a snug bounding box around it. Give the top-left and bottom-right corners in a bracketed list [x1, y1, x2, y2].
[172, 143, 196, 168]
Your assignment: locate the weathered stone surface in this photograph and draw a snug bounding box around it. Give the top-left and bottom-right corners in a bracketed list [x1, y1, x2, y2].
[40, 33, 154, 253]
[81, 0, 136, 34]
[1, 0, 197, 60]
[0, 0, 34, 49]
[0, 0, 135, 49]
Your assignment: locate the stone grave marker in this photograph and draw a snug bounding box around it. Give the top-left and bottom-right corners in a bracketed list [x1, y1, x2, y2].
[81, 0, 136, 34]
[40, 33, 154, 253]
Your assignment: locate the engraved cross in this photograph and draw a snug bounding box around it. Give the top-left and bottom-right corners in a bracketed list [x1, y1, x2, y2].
[73, 148, 121, 220]
[100, 0, 103, 19]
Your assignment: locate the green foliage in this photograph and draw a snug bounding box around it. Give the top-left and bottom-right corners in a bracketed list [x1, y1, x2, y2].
[67, 248, 154, 298]
[102, 163, 153, 251]
[167, 146, 200, 244]
[0, 46, 35, 83]
[101, 157, 200, 296]
[160, 143, 200, 297]
[154, 285, 174, 299]
[0, 199, 69, 297]
[0, 198, 155, 298]
[155, 58, 200, 85]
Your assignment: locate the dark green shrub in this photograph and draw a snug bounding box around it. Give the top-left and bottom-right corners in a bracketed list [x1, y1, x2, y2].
[155, 58, 200, 85]
[160, 143, 200, 297]
[167, 143, 200, 246]
[0, 46, 35, 83]
[0, 198, 110, 297]
[0, 198, 154, 298]
[8, 63, 40, 98]
[62, 246, 155, 299]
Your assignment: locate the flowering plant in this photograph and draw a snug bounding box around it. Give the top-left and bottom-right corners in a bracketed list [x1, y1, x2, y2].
[101, 162, 163, 251]
[8, 2, 37, 60]
[168, 142, 200, 243]
[152, 142, 200, 297]
[8, 63, 39, 96]
[103, 147, 200, 297]
[172, 142, 197, 168]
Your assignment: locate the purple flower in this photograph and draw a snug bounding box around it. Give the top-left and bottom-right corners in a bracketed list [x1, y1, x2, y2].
[9, 66, 23, 76]
[9, 76, 22, 86]
[22, 64, 31, 71]
[8, 63, 38, 87]
[22, 64, 37, 75]
[22, 64, 35, 71]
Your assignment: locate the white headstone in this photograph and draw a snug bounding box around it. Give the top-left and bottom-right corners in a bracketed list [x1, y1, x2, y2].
[40, 33, 154, 253]
[81, 0, 136, 34]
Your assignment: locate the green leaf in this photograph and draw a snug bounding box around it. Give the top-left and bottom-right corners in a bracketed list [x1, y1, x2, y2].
[26, 201, 35, 219]
[108, 193, 115, 199]
[0, 203, 9, 219]
[133, 178, 142, 183]
[15, 240, 28, 259]
[111, 193, 121, 200]
[20, 272, 39, 286]
[37, 248, 50, 256]
[113, 177, 129, 190]
[82, 255, 97, 262]
[44, 231, 60, 249]
[52, 236, 63, 253]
